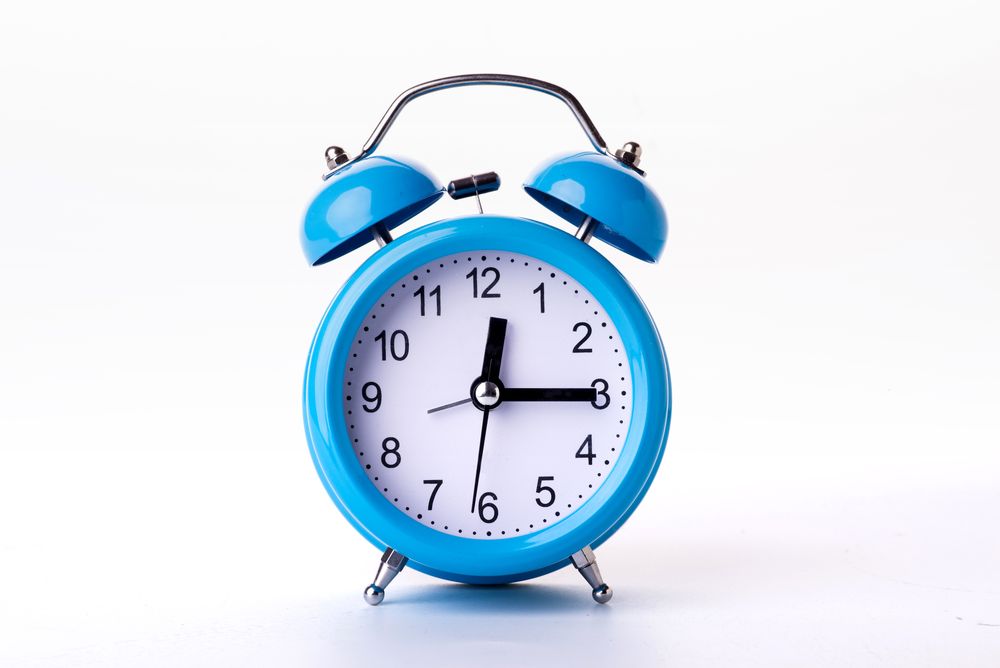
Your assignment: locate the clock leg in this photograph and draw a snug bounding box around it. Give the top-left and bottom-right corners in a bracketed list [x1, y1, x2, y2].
[363, 547, 409, 606]
[571, 546, 613, 604]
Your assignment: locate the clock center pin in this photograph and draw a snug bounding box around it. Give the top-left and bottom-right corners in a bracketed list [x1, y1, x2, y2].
[473, 380, 501, 408]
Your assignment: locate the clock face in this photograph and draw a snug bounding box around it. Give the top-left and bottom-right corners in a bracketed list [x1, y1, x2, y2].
[342, 251, 632, 539]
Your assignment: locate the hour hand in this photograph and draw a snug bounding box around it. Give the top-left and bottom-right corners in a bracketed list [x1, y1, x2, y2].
[481, 317, 508, 382]
[502, 387, 597, 402]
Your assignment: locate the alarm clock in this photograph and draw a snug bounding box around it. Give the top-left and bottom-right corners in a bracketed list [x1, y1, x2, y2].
[301, 74, 670, 605]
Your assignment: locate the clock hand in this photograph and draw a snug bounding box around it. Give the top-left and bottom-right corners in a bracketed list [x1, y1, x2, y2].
[501, 387, 598, 402]
[426, 397, 474, 414]
[480, 316, 507, 383]
[470, 317, 507, 513]
[470, 394, 491, 513]
[428, 387, 597, 413]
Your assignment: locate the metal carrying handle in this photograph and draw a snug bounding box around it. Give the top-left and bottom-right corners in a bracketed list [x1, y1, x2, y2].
[325, 74, 612, 176]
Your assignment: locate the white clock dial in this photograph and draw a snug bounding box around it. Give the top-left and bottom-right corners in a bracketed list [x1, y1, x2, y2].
[342, 251, 632, 539]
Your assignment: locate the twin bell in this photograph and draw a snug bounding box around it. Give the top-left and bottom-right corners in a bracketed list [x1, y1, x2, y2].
[300, 75, 668, 267]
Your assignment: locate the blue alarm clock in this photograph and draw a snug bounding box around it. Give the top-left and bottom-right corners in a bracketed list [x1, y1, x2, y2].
[301, 74, 670, 605]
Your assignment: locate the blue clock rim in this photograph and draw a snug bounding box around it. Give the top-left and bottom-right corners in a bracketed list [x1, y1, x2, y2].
[303, 215, 671, 583]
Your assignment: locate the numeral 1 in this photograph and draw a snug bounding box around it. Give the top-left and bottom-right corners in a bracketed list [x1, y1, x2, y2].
[533, 282, 545, 313]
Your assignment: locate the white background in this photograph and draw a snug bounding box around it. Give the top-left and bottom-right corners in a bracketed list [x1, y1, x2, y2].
[1, 1, 998, 666]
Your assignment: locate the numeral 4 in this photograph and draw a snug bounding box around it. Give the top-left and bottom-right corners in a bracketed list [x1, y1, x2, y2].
[575, 435, 595, 465]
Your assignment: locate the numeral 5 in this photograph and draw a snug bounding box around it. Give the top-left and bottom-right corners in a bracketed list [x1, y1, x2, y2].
[535, 476, 555, 507]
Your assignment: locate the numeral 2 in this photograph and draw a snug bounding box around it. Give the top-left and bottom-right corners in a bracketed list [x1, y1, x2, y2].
[572, 322, 592, 353]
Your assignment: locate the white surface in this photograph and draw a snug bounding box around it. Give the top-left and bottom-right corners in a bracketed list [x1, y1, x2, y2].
[345, 252, 632, 540]
[1, 0, 998, 666]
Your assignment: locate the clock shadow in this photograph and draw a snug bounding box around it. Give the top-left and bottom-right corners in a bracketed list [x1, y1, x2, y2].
[342, 581, 647, 664]
[387, 582, 592, 614]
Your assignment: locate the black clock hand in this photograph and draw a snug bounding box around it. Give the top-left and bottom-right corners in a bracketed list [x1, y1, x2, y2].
[470, 395, 491, 513]
[501, 387, 598, 402]
[470, 317, 507, 513]
[480, 316, 507, 383]
[428, 387, 596, 413]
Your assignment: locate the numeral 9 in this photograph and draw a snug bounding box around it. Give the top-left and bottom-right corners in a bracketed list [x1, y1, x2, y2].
[361, 382, 381, 413]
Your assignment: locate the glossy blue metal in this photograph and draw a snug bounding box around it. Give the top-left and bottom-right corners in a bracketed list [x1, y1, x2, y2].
[523, 151, 668, 263]
[303, 216, 671, 584]
[301, 155, 443, 265]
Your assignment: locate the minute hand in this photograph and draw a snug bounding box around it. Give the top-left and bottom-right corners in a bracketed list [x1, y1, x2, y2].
[502, 387, 597, 402]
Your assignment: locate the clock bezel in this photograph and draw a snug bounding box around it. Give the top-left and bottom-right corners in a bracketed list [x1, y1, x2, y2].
[304, 215, 670, 584]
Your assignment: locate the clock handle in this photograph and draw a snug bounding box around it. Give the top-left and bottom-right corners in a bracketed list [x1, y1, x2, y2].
[326, 74, 614, 176]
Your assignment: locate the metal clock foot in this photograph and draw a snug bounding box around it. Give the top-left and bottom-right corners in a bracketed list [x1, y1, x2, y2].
[363, 547, 409, 605]
[571, 546, 613, 604]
